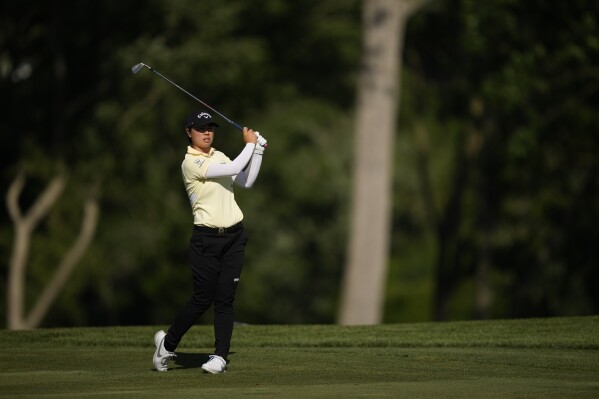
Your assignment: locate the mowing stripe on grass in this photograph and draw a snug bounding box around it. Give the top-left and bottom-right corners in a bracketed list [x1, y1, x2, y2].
[0, 317, 597, 399]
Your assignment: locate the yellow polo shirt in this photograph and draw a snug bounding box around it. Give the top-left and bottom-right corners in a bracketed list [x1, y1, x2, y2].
[181, 146, 244, 228]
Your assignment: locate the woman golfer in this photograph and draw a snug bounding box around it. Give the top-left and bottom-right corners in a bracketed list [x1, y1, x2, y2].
[153, 111, 266, 373]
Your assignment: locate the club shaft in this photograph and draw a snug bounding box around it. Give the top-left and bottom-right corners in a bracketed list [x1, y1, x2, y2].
[144, 65, 243, 132]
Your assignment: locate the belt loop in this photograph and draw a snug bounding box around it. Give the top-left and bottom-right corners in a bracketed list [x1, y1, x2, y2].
[218, 227, 225, 234]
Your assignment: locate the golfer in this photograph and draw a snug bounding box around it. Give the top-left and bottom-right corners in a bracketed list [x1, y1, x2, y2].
[153, 111, 266, 373]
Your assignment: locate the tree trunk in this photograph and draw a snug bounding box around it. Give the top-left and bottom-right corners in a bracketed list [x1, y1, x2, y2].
[26, 195, 99, 328]
[339, 0, 430, 325]
[475, 233, 492, 319]
[6, 173, 66, 329]
[433, 131, 469, 321]
[6, 172, 100, 329]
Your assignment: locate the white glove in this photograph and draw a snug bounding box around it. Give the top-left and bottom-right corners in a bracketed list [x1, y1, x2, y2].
[255, 131, 268, 148]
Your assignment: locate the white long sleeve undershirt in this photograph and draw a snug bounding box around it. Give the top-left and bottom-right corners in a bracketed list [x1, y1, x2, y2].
[234, 149, 263, 188]
[205, 143, 263, 188]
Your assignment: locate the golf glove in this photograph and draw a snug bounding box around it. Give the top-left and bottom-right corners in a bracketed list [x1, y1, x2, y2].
[255, 131, 268, 148]
[254, 143, 265, 155]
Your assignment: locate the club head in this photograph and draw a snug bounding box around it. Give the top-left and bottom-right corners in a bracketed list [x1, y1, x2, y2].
[131, 63, 146, 74]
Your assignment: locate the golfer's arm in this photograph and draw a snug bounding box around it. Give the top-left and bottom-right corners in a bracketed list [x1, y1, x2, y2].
[205, 144, 255, 178]
[234, 150, 263, 188]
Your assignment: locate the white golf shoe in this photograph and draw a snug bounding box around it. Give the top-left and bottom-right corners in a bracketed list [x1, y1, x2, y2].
[153, 330, 176, 372]
[201, 355, 227, 374]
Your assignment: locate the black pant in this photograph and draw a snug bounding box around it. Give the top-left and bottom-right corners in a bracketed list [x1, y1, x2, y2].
[164, 223, 247, 359]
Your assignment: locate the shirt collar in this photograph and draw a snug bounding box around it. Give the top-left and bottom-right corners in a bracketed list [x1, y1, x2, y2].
[187, 145, 214, 156]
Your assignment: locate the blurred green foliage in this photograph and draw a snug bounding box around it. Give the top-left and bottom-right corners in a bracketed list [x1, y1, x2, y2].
[1, 0, 597, 327]
[388, 0, 599, 321]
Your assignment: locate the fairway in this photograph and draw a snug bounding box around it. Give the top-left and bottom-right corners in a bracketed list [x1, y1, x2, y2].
[1, 317, 598, 398]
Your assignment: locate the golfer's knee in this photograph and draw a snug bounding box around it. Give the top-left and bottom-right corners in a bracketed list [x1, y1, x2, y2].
[189, 293, 212, 307]
[214, 299, 234, 314]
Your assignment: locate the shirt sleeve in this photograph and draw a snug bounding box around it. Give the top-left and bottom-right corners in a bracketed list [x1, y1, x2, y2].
[234, 148, 263, 188]
[205, 143, 255, 178]
[182, 156, 211, 180]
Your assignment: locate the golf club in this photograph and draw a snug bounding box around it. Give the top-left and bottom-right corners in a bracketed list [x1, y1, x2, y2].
[131, 62, 244, 131]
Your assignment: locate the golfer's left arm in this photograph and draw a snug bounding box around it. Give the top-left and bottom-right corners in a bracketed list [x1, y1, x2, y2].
[234, 143, 264, 188]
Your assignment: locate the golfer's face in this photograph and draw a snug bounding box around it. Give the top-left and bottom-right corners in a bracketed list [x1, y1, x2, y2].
[190, 126, 215, 152]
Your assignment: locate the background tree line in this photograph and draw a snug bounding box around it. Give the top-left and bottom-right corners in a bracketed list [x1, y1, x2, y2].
[1, 0, 597, 328]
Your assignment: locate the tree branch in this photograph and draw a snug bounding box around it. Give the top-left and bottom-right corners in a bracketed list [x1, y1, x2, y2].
[25, 194, 100, 328]
[6, 173, 67, 330]
[24, 175, 67, 230]
[6, 171, 26, 223]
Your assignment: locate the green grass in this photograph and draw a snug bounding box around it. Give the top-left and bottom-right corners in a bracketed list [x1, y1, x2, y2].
[1, 317, 598, 398]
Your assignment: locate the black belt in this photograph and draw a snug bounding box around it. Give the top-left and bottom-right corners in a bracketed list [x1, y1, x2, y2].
[194, 222, 243, 235]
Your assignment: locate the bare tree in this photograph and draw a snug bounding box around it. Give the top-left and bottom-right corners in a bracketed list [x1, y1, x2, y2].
[6, 172, 99, 330]
[415, 108, 494, 321]
[339, 0, 432, 325]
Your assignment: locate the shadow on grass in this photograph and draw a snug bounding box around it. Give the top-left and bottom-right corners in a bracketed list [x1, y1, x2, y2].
[171, 352, 235, 370]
